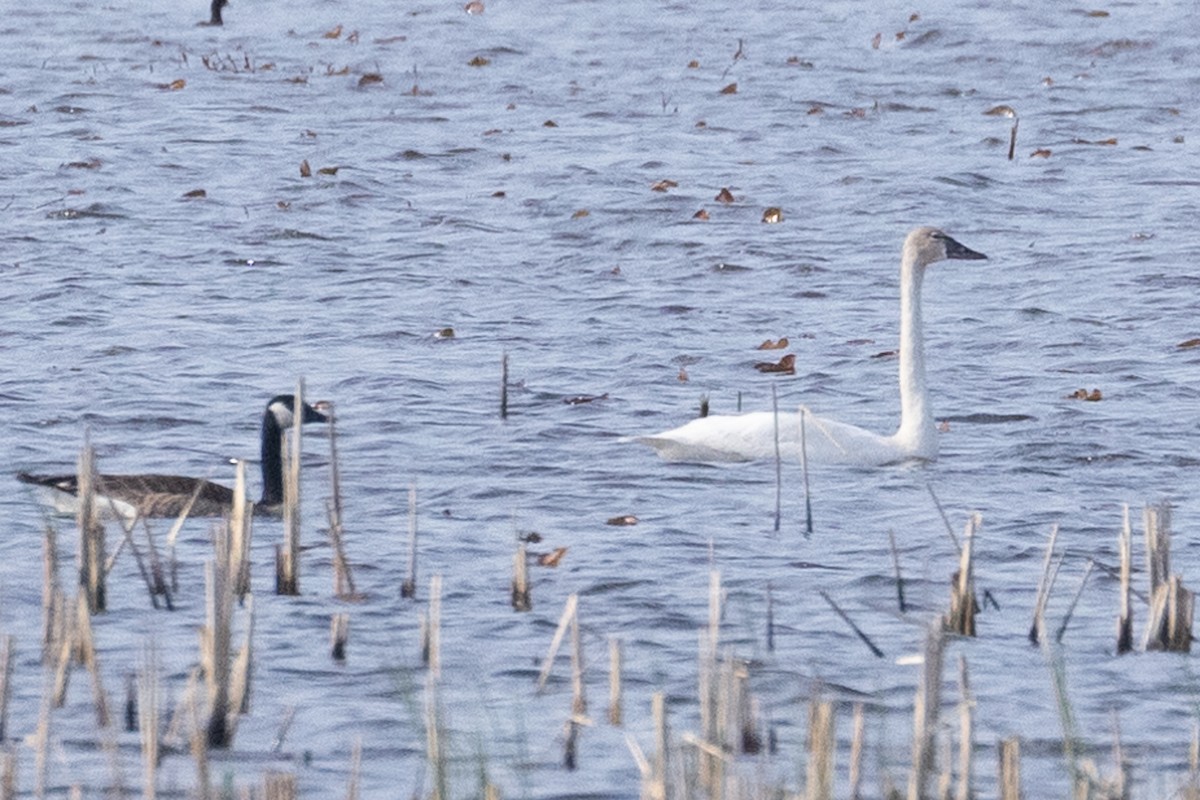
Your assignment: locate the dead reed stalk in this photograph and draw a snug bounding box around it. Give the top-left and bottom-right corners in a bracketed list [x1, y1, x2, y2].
[907, 623, 945, 800]
[230, 460, 252, 601]
[1117, 506, 1134, 654]
[944, 514, 980, 636]
[277, 379, 305, 596]
[500, 352, 509, 420]
[805, 695, 835, 800]
[402, 483, 418, 599]
[323, 403, 358, 599]
[0, 636, 12, 742]
[819, 590, 884, 658]
[42, 522, 62, 663]
[993, 738, 1022, 800]
[512, 542, 531, 611]
[331, 613, 349, 661]
[346, 736, 362, 800]
[537, 594, 578, 690]
[0, 750, 14, 800]
[571, 604, 586, 716]
[74, 592, 110, 728]
[202, 550, 233, 747]
[427, 575, 442, 680]
[76, 442, 106, 614]
[889, 529, 907, 613]
[1142, 502, 1194, 652]
[771, 385, 781, 533]
[608, 637, 623, 726]
[264, 771, 298, 800]
[1029, 523, 1062, 645]
[956, 655, 973, 800]
[138, 644, 160, 800]
[425, 669, 446, 800]
[229, 595, 255, 717]
[849, 702, 865, 800]
[1055, 559, 1095, 643]
[651, 691, 670, 800]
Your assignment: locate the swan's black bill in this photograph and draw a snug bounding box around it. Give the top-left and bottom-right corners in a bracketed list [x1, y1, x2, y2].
[944, 236, 987, 261]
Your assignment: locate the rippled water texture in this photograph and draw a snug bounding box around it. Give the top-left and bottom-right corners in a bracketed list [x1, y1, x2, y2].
[2, 0, 1199, 796]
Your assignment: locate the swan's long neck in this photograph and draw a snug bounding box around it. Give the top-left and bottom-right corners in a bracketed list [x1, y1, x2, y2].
[896, 252, 934, 445]
[259, 411, 284, 505]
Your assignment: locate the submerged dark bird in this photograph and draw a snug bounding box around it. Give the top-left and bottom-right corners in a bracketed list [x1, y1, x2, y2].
[197, 0, 229, 26]
[17, 394, 327, 519]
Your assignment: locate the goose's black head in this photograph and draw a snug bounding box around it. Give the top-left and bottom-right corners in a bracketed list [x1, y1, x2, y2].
[264, 394, 328, 431]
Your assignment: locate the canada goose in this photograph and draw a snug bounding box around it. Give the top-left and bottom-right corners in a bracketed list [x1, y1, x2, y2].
[637, 227, 987, 465]
[18, 394, 327, 518]
[197, 0, 228, 26]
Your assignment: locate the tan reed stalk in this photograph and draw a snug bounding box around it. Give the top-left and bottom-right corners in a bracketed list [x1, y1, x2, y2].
[138, 643, 160, 800]
[271, 706, 295, 753]
[819, 590, 884, 658]
[202, 550, 233, 747]
[956, 655, 973, 800]
[41, 522, 61, 663]
[735, 661, 761, 754]
[402, 483, 418, 599]
[944, 514, 979, 636]
[571, 606, 586, 716]
[1144, 503, 1169, 592]
[428, 575, 442, 681]
[324, 404, 358, 599]
[277, 379, 304, 595]
[0, 750, 14, 800]
[34, 665, 53, 799]
[331, 613, 349, 661]
[998, 737, 1021, 800]
[76, 442, 106, 613]
[346, 736, 363, 800]
[165, 479, 206, 594]
[264, 772, 298, 800]
[887, 529, 908, 613]
[162, 665, 201, 751]
[848, 702, 865, 800]
[1117, 506, 1134, 653]
[536, 594, 578, 691]
[188, 669, 211, 800]
[500, 352, 509, 419]
[937, 734, 953, 800]
[652, 691, 670, 800]
[230, 595, 255, 717]
[141, 515, 172, 608]
[419, 613, 430, 667]
[425, 670, 446, 800]
[1029, 523, 1061, 645]
[1188, 724, 1200, 800]
[806, 695, 835, 800]
[1055, 559, 1095, 643]
[608, 637, 623, 726]
[74, 592, 110, 728]
[0, 636, 12, 742]
[230, 460, 251, 600]
[104, 511, 165, 610]
[907, 624, 945, 800]
[511, 542, 531, 611]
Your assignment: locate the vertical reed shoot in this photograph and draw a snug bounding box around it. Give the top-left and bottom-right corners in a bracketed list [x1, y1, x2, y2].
[537, 594, 578, 690]
[944, 514, 979, 636]
[500, 352, 509, 420]
[512, 543, 531, 611]
[230, 595, 255, 717]
[428, 575, 442, 681]
[402, 483, 418, 599]
[570, 606, 586, 716]
[324, 403, 357, 599]
[138, 644, 160, 800]
[907, 624, 945, 800]
[1117, 506, 1133, 654]
[347, 736, 363, 800]
[331, 613, 349, 661]
[42, 522, 61, 663]
[806, 695, 835, 800]
[849, 702, 865, 800]
[76, 442, 106, 614]
[651, 691, 670, 800]
[998, 737, 1021, 800]
[0, 636, 12, 742]
[1029, 523, 1061, 645]
[277, 379, 304, 595]
[230, 460, 252, 601]
[608, 637, 622, 726]
[202, 551, 232, 748]
[956, 655, 973, 800]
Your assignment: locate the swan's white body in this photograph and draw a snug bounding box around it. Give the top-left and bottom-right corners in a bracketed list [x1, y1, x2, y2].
[638, 227, 986, 466]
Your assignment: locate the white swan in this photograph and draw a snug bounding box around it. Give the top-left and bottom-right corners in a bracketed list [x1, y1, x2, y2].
[637, 227, 987, 466]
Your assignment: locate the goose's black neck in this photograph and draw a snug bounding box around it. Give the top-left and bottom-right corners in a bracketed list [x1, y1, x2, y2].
[259, 408, 284, 506]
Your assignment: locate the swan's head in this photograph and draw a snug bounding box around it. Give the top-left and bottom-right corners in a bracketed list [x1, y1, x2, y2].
[906, 227, 987, 268]
[264, 394, 329, 430]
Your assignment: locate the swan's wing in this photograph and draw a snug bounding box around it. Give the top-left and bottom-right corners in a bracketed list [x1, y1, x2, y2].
[636, 412, 791, 462]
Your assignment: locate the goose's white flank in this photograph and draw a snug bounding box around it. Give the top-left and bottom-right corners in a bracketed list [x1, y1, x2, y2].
[17, 394, 327, 518]
[637, 227, 987, 466]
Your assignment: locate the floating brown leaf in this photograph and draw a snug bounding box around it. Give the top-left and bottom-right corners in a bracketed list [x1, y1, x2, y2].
[754, 354, 796, 374]
[537, 547, 568, 567]
[871, 32, 882, 49]
[346, 30, 360, 44]
[719, 82, 738, 95]
[571, 209, 589, 219]
[299, 159, 312, 177]
[563, 393, 608, 405]
[64, 159, 102, 170]
[692, 209, 709, 220]
[650, 179, 678, 192]
[543, 119, 558, 128]
[518, 531, 542, 544]
[158, 78, 186, 91]
[807, 105, 825, 115]
[695, 120, 707, 128]
[677, 367, 689, 382]
[606, 515, 639, 526]
[909, 12, 921, 21]
[434, 327, 455, 339]
[762, 207, 783, 223]
[375, 35, 409, 44]
[1068, 388, 1103, 401]
[277, 201, 291, 210]
[317, 166, 340, 175]
[467, 56, 490, 67]
[464, 0, 485, 14]
[182, 188, 207, 199]
[358, 72, 383, 87]
[984, 104, 1018, 118]
[1086, 9, 1110, 16]
[715, 187, 735, 203]
[1178, 338, 1200, 350]
[323, 24, 343, 39]
[1073, 137, 1118, 146]
[871, 349, 898, 359]
[757, 337, 789, 350]
[687, 59, 700, 69]
[938, 420, 951, 432]
[895, 31, 906, 41]
[1031, 148, 1052, 158]
[491, 190, 506, 197]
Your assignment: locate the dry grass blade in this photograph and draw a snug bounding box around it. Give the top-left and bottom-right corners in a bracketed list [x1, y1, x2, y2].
[537, 594, 578, 690]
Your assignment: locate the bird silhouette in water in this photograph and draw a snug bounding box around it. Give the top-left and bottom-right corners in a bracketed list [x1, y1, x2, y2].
[198, 0, 229, 26]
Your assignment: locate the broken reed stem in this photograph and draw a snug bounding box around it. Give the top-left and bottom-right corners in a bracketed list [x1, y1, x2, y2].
[537, 593, 578, 691]
[42, 522, 61, 663]
[1029, 523, 1061, 645]
[956, 655, 974, 800]
[425, 669, 446, 800]
[806, 695, 835, 800]
[771, 385, 781, 533]
[608, 637, 622, 726]
[567, 598, 586, 713]
[202, 550, 232, 748]
[427, 575, 442, 681]
[511, 542, 531, 611]
[75, 592, 110, 728]
[139, 644, 160, 800]
[1056, 559, 1095, 643]
[346, 736, 363, 800]
[263, 772, 298, 800]
[818, 590, 884, 658]
[998, 737, 1021, 800]
[500, 352, 509, 420]
[0, 636, 12, 742]
[849, 702, 865, 800]
[1117, 505, 1134, 653]
[230, 460, 251, 601]
[651, 691, 670, 800]
[766, 581, 775, 652]
[799, 408, 813, 537]
[324, 404, 357, 599]
[277, 378, 304, 596]
[105, 511, 163, 610]
[944, 514, 979, 636]
[907, 624, 945, 800]
[229, 595, 255, 717]
[77, 441, 106, 614]
[0, 751, 14, 800]
[165, 480, 206, 595]
[889, 529, 907, 613]
[401, 484, 418, 599]
[1007, 118, 1019, 161]
[925, 482, 961, 552]
[331, 613, 349, 662]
